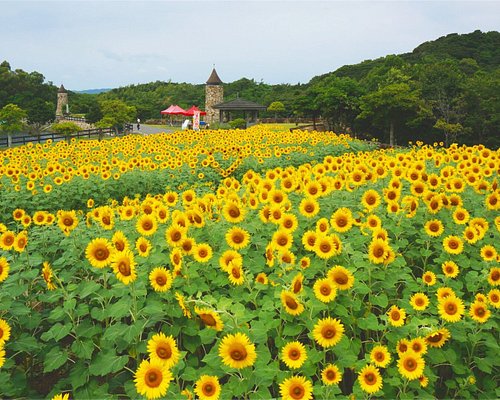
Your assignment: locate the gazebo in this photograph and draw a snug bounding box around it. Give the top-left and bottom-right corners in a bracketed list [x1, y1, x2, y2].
[212, 98, 267, 125]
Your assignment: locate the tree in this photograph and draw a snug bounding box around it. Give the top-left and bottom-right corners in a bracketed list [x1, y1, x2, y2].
[98, 100, 136, 135]
[51, 121, 81, 142]
[311, 76, 364, 132]
[267, 101, 285, 120]
[358, 80, 430, 146]
[0, 103, 27, 147]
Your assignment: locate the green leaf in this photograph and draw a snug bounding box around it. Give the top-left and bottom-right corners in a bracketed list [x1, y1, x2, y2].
[371, 293, 388, 308]
[44, 347, 68, 373]
[282, 323, 304, 336]
[357, 314, 380, 330]
[71, 339, 94, 359]
[70, 361, 90, 390]
[9, 334, 39, 352]
[107, 299, 132, 319]
[474, 356, 492, 373]
[250, 320, 269, 343]
[89, 350, 129, 376]
[41, 322, 72, 342]
[78, 281, 102, 299]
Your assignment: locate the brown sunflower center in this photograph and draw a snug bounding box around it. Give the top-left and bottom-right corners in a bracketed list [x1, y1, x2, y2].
[320, 285, 331, 296]
[285, 296, 299, 310]
[95, 247, 109, 261]
[475, 306, 485, 317]
[293, 280, 302, 293]
[229, 208, 240, 218]
[118, 261, 131, 276]
[145, 368, 162, 388]
[231, 267, 241, 279]
[391, 310, 401, 321]
[203, 383, 214, 395]
[143, 221, 152, 230]
[157, 345, 172, 359]
[200, 313, 217, 326]
[230, 344, 247, 361]
[326, 369, 336, 380]
[364, 372, 376, 385]
[155, 275, 167, 286]
[115, 241, 125, 251]
[445, 302, 457, 315]
[232, 233, 244, 244]
[427, 333, 442, 343]
[320, 243, 331, 253]
[290, 384, 305, 399]
[63, 217, 74, 226]
[289, 349, 300, 360]
[375, 352, 384, 361]
[334, 273, 348, 285]
[404, 358, 417, 371]
[198, 249, 208, 258]
[322, 326, 336, 339]
[305, 204, 314, 213]
[336, 217, 347, 227]
[491, 271, 499, 281]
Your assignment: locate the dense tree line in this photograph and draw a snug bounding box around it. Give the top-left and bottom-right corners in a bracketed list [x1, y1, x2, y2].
[1, 30, 499, 147]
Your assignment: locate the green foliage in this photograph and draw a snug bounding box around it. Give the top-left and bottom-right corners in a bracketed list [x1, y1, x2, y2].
[51, 122, 82, 136]
[267, 101, 285, 118]
[229, 118, 247, 129]
[98, 100, 136, 133]
[0, 103, 27, 134]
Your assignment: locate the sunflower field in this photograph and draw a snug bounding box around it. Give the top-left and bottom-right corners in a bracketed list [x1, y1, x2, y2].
[0, 126, 498, 400]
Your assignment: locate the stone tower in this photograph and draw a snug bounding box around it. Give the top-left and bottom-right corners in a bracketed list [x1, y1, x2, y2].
[56, 84, 68, 117]
[205, 68, 223, 124]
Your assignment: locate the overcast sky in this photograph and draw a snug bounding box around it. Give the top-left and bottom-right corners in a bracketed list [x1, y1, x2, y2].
[1, 1, 499, 90]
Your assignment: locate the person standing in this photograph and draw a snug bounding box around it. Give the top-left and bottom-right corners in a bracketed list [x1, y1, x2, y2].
[137, 118, 141, 131]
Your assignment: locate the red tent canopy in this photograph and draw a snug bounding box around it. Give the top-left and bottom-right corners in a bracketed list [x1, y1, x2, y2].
[161, 105, 186, 115]
[182, 105, 207, 116]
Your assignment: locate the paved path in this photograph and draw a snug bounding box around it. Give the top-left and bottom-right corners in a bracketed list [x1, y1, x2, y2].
[131, 124, 177, 135]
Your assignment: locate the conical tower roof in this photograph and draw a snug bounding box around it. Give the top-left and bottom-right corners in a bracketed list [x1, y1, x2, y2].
[58, 84, 67, 93]
[206, 68, 223, 85]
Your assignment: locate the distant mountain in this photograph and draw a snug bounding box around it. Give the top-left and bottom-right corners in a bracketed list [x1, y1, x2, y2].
[77, 88, 112, 94]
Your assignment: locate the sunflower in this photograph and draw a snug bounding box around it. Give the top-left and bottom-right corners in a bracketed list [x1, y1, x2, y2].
[194, 375, 221, 400]
[437, 286, 455, 301]
[112, 230, 130, 253]
[149, 267, 173, 292]
[301, 230, 318, 251]
[136, 214, 158, 236]
[419, 375, 429, 388]
[487, 289, 500, 308]
[321, 364, 342, 385]
[409, 337, 427, 355]
[219, 250, 242, 272]
[330, 207, 353, 233]
[443, 235, 463, 255]
[439, 260, 459, 278]
[422, 271, 436, 286]
[358, 364, 383, 394]
[279, 376, 313, 400]
[195, 307, 224, 331]
[51, 394, 69, 400]
[397, 350, 425, 380]
[327, 265, 354, 290]
[410, 293, 429, 311]
[481, 245, 497, 262]
[147, 333, 180, 369]
[291, 272, 304, 294]
[228, 264, 244, 286]
[255, 272, 269, 285]
[299, 257, 310, 269]
[438, 295, 465, 323]
[193, 243, 213, 263]
[315, 218, 330, 234]
[368, 239, 390, 264]
[298, 197, 320, 218]
[370, 345, 391, 368]
[312, 317, 344, 348]
[225, 227, 250, 250]
[272, 229, 293, 250]
[365, 214, 382, 231]
[313, 278, 337, 303]
[0, 318, 11, 344]
[314, 234, 342, 259]
[0, 231, 15, 251]
[280, 213, 299, 232]
[165, 225, 186, 247]
[387, 305, 406, 327]
[281, 290, 305, 316]
[222, 201, 246, 223]
[42, 261, 56, 290]
[33, 211, 47, 225]
[452, 207, 470, 225]
[12, 208, 25, 221]
[111, 250, 137, 285]
[281, 341, 308, 369]
[424, 219, 444, 237]
[218, 332, 257, 369]
[134, 359, 173, 400]
[361, 189, 381, 211]
[85, 238, 114, 268]
[57, 210, 79, 236]
[175, 292, 192, 318]
[136, 237, 152, 257]
[396, 339, 410, 355]
[469, 301, 491, 323]
[0, 257, 9, 283]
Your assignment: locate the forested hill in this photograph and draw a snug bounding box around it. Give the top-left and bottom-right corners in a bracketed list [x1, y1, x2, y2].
[319, 30, 500, 81]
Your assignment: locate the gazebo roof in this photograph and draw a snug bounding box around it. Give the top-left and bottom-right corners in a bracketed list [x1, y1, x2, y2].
[206, 68, 223, 85]
[58, 84, 67, 93]
[213, 97, 266, 111]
